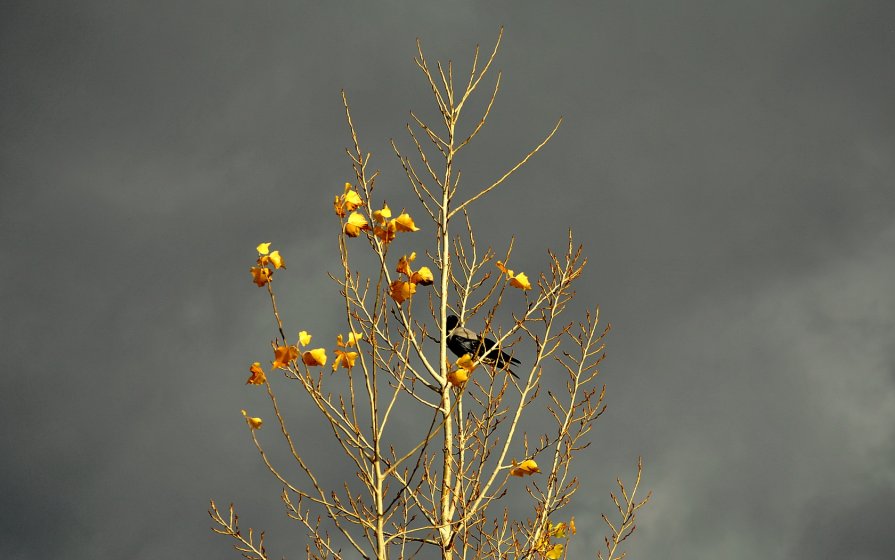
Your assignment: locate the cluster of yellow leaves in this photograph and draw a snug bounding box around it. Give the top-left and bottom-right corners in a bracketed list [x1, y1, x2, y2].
[250, 242, 286, 287]
[447, 354, 478, 387]
[510, 458, 540, 477]
[389, 252, 434, 304]
[536, 518, 577, 560]
[298, 330, 327, 367]
[496, 261, 532, 291]
[268, 330, 327, 371]
[241, 409, 263, 430]
[333, 331, 361, 371]
[262, 331, 364, 374]
[397, 252, 434, 285]
[372, 203, 419, 243]
[334, 183, 421, 243]
[335, 183, 370, 237]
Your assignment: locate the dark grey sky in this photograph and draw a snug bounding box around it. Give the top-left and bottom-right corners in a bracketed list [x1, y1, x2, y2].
[3, 1, 894, 558]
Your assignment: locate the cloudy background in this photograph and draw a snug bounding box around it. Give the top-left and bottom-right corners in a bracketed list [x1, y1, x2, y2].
[3, 1, 894, 558]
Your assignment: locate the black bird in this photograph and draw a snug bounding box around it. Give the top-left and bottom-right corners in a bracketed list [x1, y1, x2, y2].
[445, 315, 520, 378]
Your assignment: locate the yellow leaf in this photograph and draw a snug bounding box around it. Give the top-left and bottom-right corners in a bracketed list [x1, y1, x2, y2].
[250, 266, 272, 287]
[545, 544, 564, 559]
[569, 517, 576, 535]
[268, 250, 285, 270]
[256, 242, 271, 255]
[246, 362, 266, 385]
[410, 266, 434, 286]
[553, 522, 567, 538]
[334, 183, 364, 217]
[372, 203, 392, 223]
[374, 220, 397, 244]
[509, 272, 531, 291]
[333, 350, 358, 371]
[447, 368, 469, 387]
[393, 213, 420, 232]
[343, 212, 370, 237]
[456, 354, 477, 372]
[241, 409, 263, 430]
[389, 280, 416, 304]
[510, 459, 540, 477]
[298, 331, 312, 346]
[396, 252, 416, 277]
[496, 261, 531, 290]
[342, 185, 363, 209]
[302, 348, 327, 366]
[272, 345, 299, 369]
[336, 332, 362, 347]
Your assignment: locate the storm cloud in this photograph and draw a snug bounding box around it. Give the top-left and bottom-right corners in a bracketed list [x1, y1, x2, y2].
[2, 1, 894, 558]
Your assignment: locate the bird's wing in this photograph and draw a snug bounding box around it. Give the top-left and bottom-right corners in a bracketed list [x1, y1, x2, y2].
[451, 326, 522, 367]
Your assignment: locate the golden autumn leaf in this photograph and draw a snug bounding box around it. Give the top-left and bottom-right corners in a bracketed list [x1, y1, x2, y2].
[372, 203, 392, 223]
[298, 330, 312, 346]
[447, 368, 469, 387]
[510, 459, 540, 477]
[250, 266, 272, 287]
[246, 362, 266, 385]
[343, 212, 370, 237]
[333, 195, 343, 217]
[334, 183, 364, 217]
[241, 409, 263, 430]
[256, 242, 272, 255]
[552, 522, 567, 538]
[568, 517, 576, 535]
[410, 266, 434, 286]
[336, 332, 362, 347]
[396, 252, 416, 277]
[509, 272, 531, 290]
[393, 213, 420, 232]
[301, 348, 327, 366]
[545, 544, 564, 560]
[389, 280, 416, 304]
[496, 261, 532, 290]
[456, 354, 478, 372]
[333, 350, 358, 371]
[272, 345, 299, 369]
[342, 184, 363, 209]
[267, 250, 285, 270]
[374, 220, 397, 244]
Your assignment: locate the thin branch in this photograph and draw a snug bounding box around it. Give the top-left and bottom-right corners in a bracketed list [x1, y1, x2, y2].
[449, 117, 563, 218]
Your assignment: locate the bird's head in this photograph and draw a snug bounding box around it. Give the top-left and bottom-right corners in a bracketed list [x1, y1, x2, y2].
[445, 315, 460, 331]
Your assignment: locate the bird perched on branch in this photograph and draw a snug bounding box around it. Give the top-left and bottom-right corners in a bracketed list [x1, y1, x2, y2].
[445, 315, 520, 378]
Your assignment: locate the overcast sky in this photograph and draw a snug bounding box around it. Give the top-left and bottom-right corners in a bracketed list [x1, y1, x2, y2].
[3, 1, 895, 559]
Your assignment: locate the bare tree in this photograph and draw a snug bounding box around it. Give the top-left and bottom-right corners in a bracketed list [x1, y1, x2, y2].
[211, 29, 650, 560]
